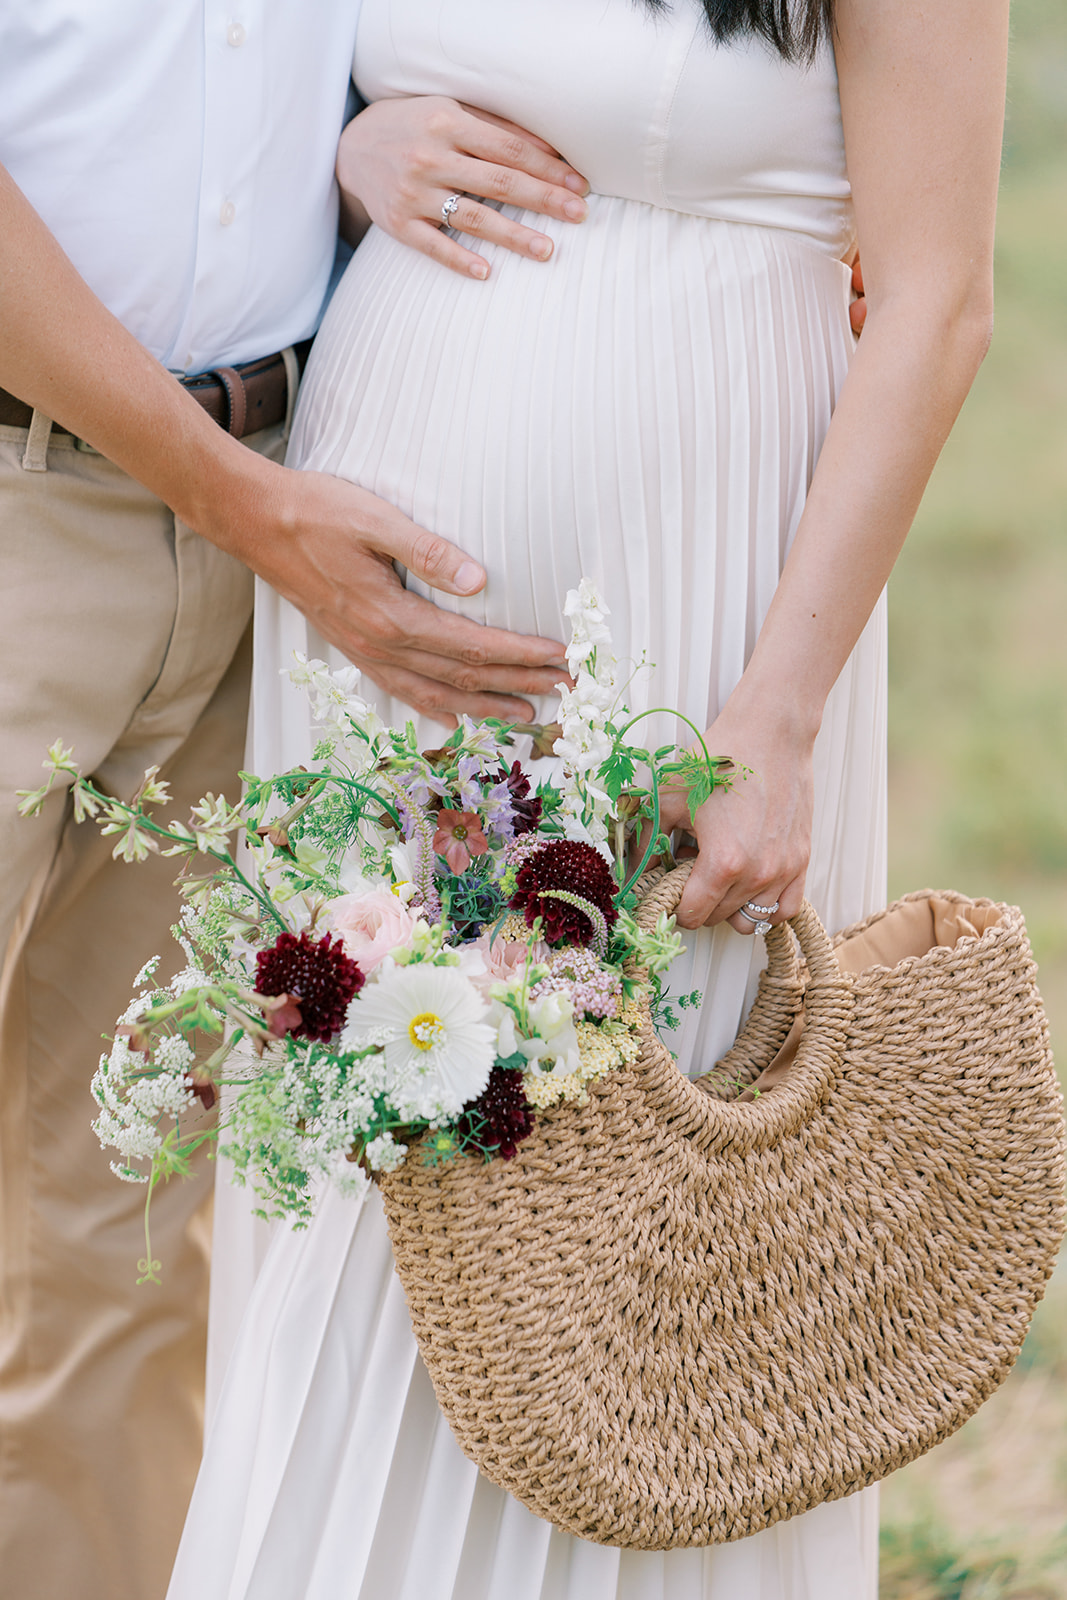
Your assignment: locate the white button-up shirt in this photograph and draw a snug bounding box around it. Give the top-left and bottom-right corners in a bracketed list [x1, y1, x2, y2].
[0, 1, 363, 373]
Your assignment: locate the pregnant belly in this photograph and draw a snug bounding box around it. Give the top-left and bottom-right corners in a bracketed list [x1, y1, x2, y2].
[288, 194, 853, 716]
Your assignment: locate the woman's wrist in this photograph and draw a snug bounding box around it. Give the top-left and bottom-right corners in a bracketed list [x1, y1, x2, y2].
[713, 671, 824, 755]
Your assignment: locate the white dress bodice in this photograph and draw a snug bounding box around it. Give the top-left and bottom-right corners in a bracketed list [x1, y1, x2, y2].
[355, 0, 854, 257]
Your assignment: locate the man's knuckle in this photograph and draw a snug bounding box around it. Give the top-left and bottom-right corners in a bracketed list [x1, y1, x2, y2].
[419, 686, 452, 717]
[409, 531, 455, 581]
[457, 640, 491, 668]
[359, 606, 404, 651]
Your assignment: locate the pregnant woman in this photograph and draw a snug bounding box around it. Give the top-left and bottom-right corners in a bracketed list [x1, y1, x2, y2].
[170, 1, 1007, 1595]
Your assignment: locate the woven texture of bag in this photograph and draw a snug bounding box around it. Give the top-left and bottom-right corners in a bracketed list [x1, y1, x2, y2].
[379, 870, 1066, 1550]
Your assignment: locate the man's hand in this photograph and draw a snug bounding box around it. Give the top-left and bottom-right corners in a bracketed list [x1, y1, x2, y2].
[1, 164, 569, 728]
[337, 96, 589, 279]
[204, 456, 569, 727]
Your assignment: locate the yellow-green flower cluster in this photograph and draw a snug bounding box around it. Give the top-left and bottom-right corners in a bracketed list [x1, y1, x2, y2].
[522, 999, 646, 1111]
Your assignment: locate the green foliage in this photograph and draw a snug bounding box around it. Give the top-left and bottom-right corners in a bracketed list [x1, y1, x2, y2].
[288, 787, 365, 856]
[600, 745, 637, 804]
[443, 858, 507, 942]
[648, 982, 702, 1035]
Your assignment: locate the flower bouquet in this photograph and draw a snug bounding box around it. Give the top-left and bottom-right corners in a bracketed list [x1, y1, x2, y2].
[19, 581, 730, 1281]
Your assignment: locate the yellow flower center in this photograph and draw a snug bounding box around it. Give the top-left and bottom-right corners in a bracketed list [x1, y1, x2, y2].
[453, 825, 468, 841]
[408, 1011, 446, 1051]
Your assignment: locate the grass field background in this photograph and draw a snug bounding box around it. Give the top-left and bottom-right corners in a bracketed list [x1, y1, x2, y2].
[879, 1, 1067, 1591]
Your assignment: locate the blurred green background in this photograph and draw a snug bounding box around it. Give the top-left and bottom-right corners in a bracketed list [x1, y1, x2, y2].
[879, 0, 1067, 1592]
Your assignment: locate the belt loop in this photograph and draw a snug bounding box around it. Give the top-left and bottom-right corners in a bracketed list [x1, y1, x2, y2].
[280, 345, 301, 442]
[21, 410, 53, 472]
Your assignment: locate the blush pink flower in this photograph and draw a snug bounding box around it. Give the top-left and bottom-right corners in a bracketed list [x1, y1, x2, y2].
[468, 930, 549, 995]
[432, 810, 489, 875]
[323, 887, 421, 974]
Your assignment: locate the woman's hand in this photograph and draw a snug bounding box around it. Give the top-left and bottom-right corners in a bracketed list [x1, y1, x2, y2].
[336, 96, 589, 279]
[655, 698, 816, 935]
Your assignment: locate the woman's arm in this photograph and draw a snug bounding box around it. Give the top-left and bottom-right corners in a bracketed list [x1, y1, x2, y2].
[669, 0, 1009, 931]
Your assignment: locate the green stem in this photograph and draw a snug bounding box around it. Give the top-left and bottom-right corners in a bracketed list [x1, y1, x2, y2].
[614, 707, 721, 779]
[619, 764, 663, 901]
[249, 771, 401, 830]
[609, 709, 731, 902]
[136, 1165, 163, 1286]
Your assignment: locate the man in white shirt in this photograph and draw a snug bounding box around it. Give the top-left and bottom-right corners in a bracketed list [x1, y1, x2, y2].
[0, 7, 589, 1596]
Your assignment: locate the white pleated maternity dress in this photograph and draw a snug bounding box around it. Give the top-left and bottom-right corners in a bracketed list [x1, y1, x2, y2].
[173, 2, 887, 1595]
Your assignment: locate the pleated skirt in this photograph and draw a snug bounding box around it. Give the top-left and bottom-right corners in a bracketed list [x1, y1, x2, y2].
[176, 197, 886, 1599]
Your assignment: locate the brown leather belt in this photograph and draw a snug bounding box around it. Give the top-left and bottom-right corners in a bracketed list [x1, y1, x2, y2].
[0, 337, 313, 443]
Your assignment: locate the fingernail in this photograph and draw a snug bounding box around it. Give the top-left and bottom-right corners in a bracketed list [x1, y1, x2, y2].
[529, 237, 553, 261]
[563, 198, 588, 222]
[564, 174, 589, 194]
[469, 261, 489, 280]
[454, 561, 483, 593]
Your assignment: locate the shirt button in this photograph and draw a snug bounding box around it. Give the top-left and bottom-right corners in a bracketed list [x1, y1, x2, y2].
[227, 22, 247, 46]
[219, 199, 237, 226]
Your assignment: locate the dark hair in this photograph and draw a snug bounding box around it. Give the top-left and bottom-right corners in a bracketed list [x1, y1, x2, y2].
[644, 0, 834, 62]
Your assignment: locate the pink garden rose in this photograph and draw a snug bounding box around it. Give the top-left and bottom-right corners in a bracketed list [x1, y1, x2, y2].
[467, 930, 549, 996]
[324, 887, 421, 974]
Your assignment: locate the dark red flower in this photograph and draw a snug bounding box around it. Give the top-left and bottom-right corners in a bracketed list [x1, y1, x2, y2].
[497, 760, 543, 836]
[255, 931, 364, 1043]
[509, 839, 619, 947]
[458, 1065, 534, 1160]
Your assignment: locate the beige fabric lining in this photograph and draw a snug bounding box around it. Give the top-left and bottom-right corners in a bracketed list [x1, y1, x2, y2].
[740, 897, 1005, 1099]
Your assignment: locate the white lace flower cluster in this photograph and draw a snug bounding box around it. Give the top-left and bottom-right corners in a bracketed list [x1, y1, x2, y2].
[91, 987, 196, 1182]
[554, 579, 618, 844]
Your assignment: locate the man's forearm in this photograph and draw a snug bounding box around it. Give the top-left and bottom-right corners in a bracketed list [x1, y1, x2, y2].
[0, 162, 267, 536]
[0, 161, 567, 724]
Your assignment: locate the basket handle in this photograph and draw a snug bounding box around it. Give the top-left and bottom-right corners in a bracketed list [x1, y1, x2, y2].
[633, 861, 840, 988]
[631, 865, 852, 1151]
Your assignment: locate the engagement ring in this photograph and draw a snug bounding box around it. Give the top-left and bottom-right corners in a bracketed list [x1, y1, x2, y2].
[738, 906, 774, 936]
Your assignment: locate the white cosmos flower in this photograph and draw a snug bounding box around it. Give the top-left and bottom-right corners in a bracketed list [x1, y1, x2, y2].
[342, 962, 495, 1121]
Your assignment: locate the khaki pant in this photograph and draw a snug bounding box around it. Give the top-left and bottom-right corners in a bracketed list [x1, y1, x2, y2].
[0, 418, 282, 1599]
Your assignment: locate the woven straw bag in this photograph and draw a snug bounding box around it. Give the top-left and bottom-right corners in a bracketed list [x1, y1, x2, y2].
[379, 868, 1066, 1550]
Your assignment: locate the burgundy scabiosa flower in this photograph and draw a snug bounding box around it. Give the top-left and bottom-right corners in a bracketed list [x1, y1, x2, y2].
[509, 839, 619, 948]
[255, 931, 364, 1043]
[497, 760, 543, 836]
[457, 1065, 534, 1160]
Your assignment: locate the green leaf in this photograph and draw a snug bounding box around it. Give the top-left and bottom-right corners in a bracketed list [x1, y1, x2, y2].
[600, 747, 636, 803]
[494, 1051, 528, 1073]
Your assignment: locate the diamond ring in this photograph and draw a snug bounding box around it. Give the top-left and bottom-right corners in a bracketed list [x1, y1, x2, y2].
[744, 899, 780, 917]
[738, 906, 774, 936]
[440, 194, 462, 228]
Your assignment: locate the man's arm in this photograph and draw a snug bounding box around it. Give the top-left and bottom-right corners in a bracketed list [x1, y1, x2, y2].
[0, 163, 566, 725]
